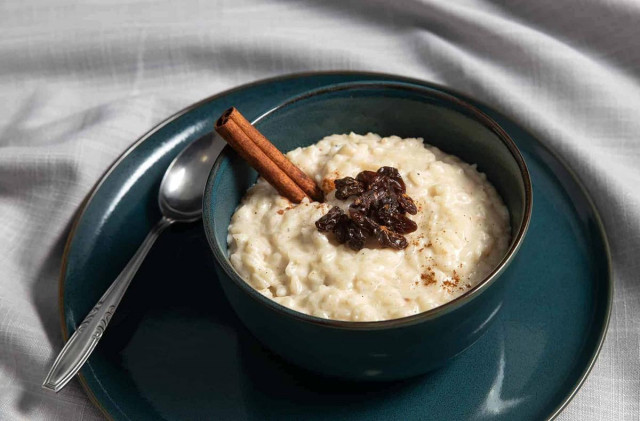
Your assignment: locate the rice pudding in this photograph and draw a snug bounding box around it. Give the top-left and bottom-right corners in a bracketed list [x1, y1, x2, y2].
[227, 133, 510, 321]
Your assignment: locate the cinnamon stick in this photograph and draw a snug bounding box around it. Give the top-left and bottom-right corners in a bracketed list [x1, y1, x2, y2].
[215, 110, 308, 203]
[215, 107, 324, 203]
[227, 108, 324, 201]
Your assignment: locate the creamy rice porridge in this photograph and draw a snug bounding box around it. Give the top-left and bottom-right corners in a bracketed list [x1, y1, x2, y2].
[227, 133, 510, 321]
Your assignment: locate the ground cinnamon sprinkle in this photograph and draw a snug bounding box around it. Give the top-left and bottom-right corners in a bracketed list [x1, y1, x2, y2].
[412, 234, 427, 248]
[321, 173, 339, 193]
[276, 205, 294, 215]
[443, 280, 457, 293]
[421, 267, 436, 286]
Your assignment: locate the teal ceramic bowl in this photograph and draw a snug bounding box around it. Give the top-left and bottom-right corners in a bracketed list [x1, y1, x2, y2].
[203, 82, 532, 381]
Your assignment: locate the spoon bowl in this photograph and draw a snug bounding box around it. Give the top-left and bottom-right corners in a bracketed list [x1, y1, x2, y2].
[159, 134, 220, 222]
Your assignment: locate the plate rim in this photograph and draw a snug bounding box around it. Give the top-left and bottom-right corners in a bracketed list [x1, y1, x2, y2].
[57, 70, 613, 421]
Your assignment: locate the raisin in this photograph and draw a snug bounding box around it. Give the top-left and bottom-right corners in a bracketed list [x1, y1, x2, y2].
[334, 176, 364, 200]
[349, 208, 380, 234]
[388, 214, 418, 234]
[378, 166, 406, 193]
[398, 193, 417, 215]
[315, 206, 344, 232]
[352, 189, 378, 211]
[356, 170, 379, 189]
[333, 214, 351, 244]
[376, 226, 408, 249]
[377, 166, 400, 178]
[346, 222, 367, 251]
[373, 202, 399, 226]
[388, 178, 405, 194]
[368, 175, 389, 192]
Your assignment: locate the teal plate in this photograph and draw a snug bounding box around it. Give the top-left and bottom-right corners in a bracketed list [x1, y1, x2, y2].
[60, 72, 611, 421]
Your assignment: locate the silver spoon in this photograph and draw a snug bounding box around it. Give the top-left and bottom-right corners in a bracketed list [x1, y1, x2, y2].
[43, 132, 223, 392]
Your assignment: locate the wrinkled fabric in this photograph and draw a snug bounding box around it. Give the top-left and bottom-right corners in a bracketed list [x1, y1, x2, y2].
[1, 1, 638, 419]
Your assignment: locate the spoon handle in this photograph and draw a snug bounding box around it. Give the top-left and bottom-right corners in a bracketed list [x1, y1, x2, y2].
[42, 216, 174, 392]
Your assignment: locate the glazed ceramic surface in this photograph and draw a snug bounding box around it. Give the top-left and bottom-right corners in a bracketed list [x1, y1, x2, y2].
[204, 82, 532, 381]
[60, 72, 610, 420]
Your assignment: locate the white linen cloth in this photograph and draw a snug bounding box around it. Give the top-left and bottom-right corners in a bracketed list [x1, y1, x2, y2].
[1, 0, 638, 419]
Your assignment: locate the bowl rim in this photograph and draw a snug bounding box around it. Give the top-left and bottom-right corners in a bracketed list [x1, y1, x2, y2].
[204, 80, 533, 330]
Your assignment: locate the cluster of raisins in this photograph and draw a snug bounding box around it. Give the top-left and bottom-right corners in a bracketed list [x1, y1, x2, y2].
[315, 166, 418, 250]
